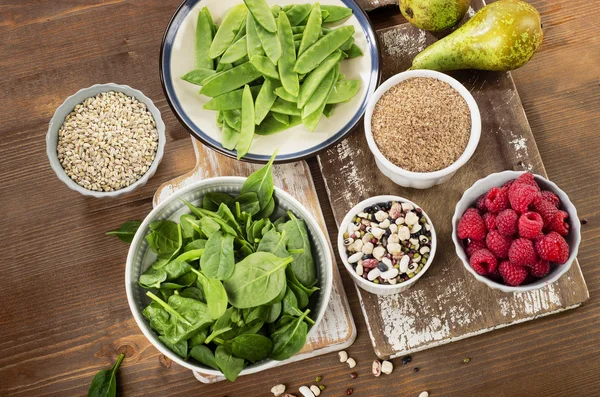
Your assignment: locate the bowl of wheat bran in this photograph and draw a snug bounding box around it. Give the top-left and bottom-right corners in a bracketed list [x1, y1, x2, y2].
[364, 70, 481, 189]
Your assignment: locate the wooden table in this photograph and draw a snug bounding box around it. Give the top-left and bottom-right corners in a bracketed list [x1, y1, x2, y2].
[1, 1, 598, 396]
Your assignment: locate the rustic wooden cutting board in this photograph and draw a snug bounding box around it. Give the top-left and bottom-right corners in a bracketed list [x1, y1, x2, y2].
[317, 0, 589, 359]
[153, 141, 356, 383]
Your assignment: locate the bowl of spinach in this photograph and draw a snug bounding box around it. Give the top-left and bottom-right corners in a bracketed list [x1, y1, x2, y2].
[121, 153, 332, 381]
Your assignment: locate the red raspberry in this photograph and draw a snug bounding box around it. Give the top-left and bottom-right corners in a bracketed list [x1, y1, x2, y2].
[529, 259, 550, 278]
[486, 230, 512, 259]
[518, 211, 544, 239]
[531, 196, 559, 227]
[499, 260, 528, 286]
[508, 238, 538, 266]
[496, 209, 518, 236]
[483, 213, 497, 231]
[515, 172, 540, 191]
[508, 182, 539, 213]
[503, 180, 515, 189]
[548, 210, 569, 236]
[470, 249, 498, 275]
[540, 190, 560, 208]
[476, 194, 487, 211]
[465, 239, 487, 257]
[535, 232, 570, 264]
[457, 208, 487, 240]
[489, 265, 502, 281]
[485, 187, 510, 214]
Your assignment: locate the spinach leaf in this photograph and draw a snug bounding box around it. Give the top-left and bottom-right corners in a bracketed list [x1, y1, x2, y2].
[286, 266, 319, 298]
[184, 201, 239, 236]
[87, 353, 124, 397]
[192, 268, 228, 320]
[242, 305, 270, 324]
[180, 214, 199, 241]
[257, 229, 289, 257]
[240, 150, 276, 211]
[235, 192, 261, 216]
[139, 267, 167, 289]
[215, 345, 245, 382]
[190, 345, 219, 370]
[184, 239, 207, 252]
[189, 328, 208, 347]
[282, 287, 300, 316]
[281, 211, 316, 287]
[198, 217, 221, 237]
[179, 286, 205, 302]
[270, 309, 310, 361]
[217, 203, 243, 235]
[142, 302, 173, 335]
[201, 231, 235, 280]
[232, 334, 273, 363]
[288, 281, 310, 310]
[203, 192, 235, 212]
[255, 196, 275, 219]
[223, 252, 292, 309]
[162, 259, 192, 281]
[176, 249, 205, 263]
[159, 335, 188, 359]
[145, 220, 182, 259]
[106, 221, 141, 244]
[265, 302, 282, 323]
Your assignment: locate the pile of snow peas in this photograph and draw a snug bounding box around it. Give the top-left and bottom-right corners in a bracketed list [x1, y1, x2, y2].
[181, 1, 363, 159]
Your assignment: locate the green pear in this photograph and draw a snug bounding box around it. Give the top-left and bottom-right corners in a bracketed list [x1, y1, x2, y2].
[400, 0, 472, 32]
[411, 0, 543, 71]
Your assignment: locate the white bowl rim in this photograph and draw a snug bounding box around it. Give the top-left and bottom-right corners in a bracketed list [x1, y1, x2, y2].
[452, 170, 582, 293]
[125, 176, 333, 376]
[364, 69, 482, 180]
[46, 83, 166, 198]
[337, 195, 437, 292]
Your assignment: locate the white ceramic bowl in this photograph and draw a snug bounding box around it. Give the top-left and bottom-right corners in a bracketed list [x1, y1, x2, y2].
[364, 70, 481, 189]
[46, 83, 166, 198]
[337, 195, 437, 295]
[452, 171, 581, 293]
[126, 177, 333, 377]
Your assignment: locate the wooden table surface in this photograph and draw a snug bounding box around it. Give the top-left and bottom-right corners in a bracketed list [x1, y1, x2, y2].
[1, 1, 598, 396]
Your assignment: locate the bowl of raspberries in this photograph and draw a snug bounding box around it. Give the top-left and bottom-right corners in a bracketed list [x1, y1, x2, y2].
[452, 171, 581, 292]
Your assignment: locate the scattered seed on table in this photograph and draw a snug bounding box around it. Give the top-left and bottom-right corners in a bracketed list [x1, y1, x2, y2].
[462, 357, 471, 363]
[402, 355, 412, 365]
[419, 392, 429, 397]
[315, 376, 322, 382]
[310, 385, 321, 396]
[381, 360, 394, 375]
[271, 384, 286, 396]
[299, 385, 314, 397]
[56, 91, 159, 192]
[581, 218, 588, 225]
[338, 350, 348, 362]
[346, 357, 357, 368]
[350, 372, 358, 379]
[372, 360, 382, 377]
[318, 385, 325, 391]
[414, 367, 420, 372]
[346, 388, 354, 395]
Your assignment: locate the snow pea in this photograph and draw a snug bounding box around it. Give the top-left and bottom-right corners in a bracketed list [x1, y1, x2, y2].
[297, 50, 342, 108]
[246, 12, 265, 57]
[327, 79, 361, 104]
[236, 85, 255, 159]
[340, 36, 354, 52]
[345, 43, 363, 58]
[181, 68, 216, 85]
[216, 62, 233, 72]
[294, 25, 354, 74]
[220, 36, 248, 63]
[256, 114, 301, 135]
[276, 12, 299, 97]
[200, 62, 262, 97]
[254, 78, 280, 125]
[302, 66, 337, 118]
[249, 55, 279, 80]
[321, 5, 353, 23]
[271, 112, 289, 125]
[292, 26, 306, 34]
[244, 0, 277, 33]
[298, 3, 322, 57]
[195, 7, 215, 70]
[323, 104, 334, 118]
[224, 109, 242, 130]
[209, 4, 248, 59]
[255, 14, 281, 63]
[274, 86, 298, 102]
[204, 85, 261, 111]
[232, 55, 249, 66]
[285, 4, 312, 26]
[303, 66, 338, 131]
[271, 97, 301, 116]
[222, 123, 240, 150]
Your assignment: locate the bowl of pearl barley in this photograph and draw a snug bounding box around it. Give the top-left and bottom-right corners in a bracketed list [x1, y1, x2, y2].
[46, 83, 166, 198]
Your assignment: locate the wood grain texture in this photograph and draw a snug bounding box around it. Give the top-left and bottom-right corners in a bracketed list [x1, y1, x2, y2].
[0, 0, 598, 396]
[318, 0, 589, 360]
[152, 139, 356, 383]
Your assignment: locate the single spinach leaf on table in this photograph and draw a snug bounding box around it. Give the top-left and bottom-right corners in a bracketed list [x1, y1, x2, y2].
[201, 231, 235, 280]
[281, 211, 316, 288]
[190, 345, 219, 370]
[215, 345, 245, 382]
[106, 221, 141, 243]
[270, 309, 311, 361]
[232, 334, 273, 363]
[223, 252, 292, 309]
[87, 353, 125, 397]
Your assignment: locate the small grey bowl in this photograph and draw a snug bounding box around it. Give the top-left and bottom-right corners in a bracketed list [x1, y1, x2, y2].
[46, 83, 166, 198]
[125, 177, 333, 378]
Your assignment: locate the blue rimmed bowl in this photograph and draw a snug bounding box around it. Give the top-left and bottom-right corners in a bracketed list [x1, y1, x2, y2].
[160, 0, 380, 163]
